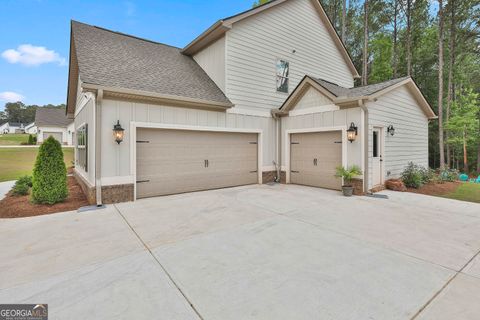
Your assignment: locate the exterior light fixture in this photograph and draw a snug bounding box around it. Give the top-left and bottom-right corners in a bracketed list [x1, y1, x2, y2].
[113, 120, 125, 144]
[387, 125, 395, 136]
[347, 122, 358, 143]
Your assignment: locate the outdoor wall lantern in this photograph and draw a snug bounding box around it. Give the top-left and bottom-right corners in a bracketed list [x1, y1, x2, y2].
[387, 125, 395, 136]
[113, 120, 125, 144]
[347, 122, 358, 143]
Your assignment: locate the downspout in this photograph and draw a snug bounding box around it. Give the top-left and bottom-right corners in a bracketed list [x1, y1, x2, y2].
[95, 89, 103, 206]
[358, 99, 369, 193]
[271, 110, 283, 182]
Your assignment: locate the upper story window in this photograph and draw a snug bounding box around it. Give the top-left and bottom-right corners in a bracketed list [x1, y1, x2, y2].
[276, 59, 289, 93]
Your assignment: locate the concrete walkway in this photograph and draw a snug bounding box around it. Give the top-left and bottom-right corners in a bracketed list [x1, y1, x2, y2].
[1, 185, 479, 319]
[0, 180, 15, 200]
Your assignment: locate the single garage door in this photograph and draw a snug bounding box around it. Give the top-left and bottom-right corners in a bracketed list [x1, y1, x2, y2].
[290, 131, 342, 190]
[136, 128, 258, 198]
[43, 132, 63, 143]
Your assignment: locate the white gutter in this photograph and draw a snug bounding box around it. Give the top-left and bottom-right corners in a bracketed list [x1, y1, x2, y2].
[95, 89, 103, 206]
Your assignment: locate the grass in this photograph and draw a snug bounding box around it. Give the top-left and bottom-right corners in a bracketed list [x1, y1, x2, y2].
[0, 134, 31, 145]
[443, 182, 480, 203]
[0, 147, 74, 182]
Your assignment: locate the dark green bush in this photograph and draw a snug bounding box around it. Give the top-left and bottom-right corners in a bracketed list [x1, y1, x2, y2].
[401, 162, 424, 189]
[12, 176, 32, 196]
[31, 136, 68, 204]
[28, 134, 34, 145]
[33, 135, 37, 144]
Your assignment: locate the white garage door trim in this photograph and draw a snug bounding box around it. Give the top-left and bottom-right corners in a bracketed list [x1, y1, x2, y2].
[130, 122, 263, 201]
[285, 126, 347, 185]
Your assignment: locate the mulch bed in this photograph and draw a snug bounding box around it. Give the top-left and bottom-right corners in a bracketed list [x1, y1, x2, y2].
[0, 176, 89, 218]
[407, 181, 461, 196]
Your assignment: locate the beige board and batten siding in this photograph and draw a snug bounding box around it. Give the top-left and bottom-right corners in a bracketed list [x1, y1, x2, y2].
[100, 98, 275, 185]
[193, 36, 226, 93]
[367, 85, 429, 188]
[136, 129, 258, 198]
[225, 0, 354, 113]
[74, 97, 96, 185]
[281, 107, 363, 173]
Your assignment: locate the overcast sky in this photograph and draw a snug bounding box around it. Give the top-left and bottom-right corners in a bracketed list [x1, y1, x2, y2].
[0, 0, 254, 110]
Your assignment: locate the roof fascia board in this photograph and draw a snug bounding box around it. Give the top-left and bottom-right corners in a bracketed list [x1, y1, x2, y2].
[81, 83, 234, 110]
[280, 76, 337, 112]
[182, 21, 230, 55]
[223, 0, 289, 27]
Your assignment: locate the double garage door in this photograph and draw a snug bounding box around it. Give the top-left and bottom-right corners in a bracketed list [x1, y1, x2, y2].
[43, 132, 63, 143]
[136, 128, 258, 199]
[290, 131, 343, 190]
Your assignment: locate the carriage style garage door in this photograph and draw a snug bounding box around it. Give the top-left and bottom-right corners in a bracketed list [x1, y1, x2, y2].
[43, 132, 63, 143]
[136, 128, 259, 198]
[290, 131, 342, 190]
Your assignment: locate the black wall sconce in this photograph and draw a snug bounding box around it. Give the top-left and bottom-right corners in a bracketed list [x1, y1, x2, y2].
[387, 125, 395, 136]
[347, 122, 358, 143]
[113, 120, 125, 144]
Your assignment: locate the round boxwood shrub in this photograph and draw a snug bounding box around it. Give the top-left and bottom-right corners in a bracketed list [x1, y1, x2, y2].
[32, 136, 68, 204]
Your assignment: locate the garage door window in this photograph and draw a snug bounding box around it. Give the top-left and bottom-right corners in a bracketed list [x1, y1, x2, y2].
[76, 124, 88, 172]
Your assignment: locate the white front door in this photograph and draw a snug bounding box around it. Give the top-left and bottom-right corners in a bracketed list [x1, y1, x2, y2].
[372, 127, 384, 186]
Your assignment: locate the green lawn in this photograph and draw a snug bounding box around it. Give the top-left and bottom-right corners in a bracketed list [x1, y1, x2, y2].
[0, 147, 74, 182]
[443, 182, 480, 203]
[0, 134, 31, 145]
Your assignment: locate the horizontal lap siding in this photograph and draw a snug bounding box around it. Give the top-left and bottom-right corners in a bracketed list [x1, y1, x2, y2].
[100, 99, 275, 179]
[226, 0, 354, 111]
[367, 86, 429, 188]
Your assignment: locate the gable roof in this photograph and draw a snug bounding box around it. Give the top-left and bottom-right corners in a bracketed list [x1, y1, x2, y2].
[2, 122, 26, 127]
[182, 0, 360, 79]
[67, 21, 232, 115]
[280, 75, 437, 119]
[35, 107, 72, 127]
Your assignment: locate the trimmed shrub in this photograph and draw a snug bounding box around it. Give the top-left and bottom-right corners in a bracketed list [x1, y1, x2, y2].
[33, 135, 37, 144]
[27, 134, 34, 145]
[401, 162, 424, 189]
[12, 176, 32, 196]
[31, 136, 68, 204]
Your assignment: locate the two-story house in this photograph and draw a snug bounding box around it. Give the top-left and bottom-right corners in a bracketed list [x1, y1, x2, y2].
[66, 0, 436, 205]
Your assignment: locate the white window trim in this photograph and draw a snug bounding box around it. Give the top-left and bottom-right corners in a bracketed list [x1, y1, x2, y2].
[130, 122, 264, 201]
[284, 126, 348, 184]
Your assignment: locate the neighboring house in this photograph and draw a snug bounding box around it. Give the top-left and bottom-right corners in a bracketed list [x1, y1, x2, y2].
[0, 122, 26, 134]
[35, 108, 74, 145]
[24, 122, 37, 134]
[66, 0, 436, 205]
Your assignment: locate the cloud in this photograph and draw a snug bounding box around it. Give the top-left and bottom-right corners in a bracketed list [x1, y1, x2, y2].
[1, 44, 66, 66]
[0, 91, 25, 102]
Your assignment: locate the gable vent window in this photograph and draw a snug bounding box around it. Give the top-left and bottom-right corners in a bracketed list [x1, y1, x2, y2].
[76, 124, 88, 172]
[276, 59, 289, 93]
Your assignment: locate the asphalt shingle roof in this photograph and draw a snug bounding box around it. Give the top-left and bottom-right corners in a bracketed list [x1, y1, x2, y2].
[72, 21, 231, 106]
[35, 108, 72, 127]
[313, 76, 410, 98]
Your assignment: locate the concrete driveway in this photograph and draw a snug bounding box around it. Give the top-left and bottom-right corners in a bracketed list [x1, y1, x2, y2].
[1, 184, 480, 319]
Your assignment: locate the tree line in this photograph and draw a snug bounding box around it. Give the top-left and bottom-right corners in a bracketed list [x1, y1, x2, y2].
[255, 0, 480, 174]
[0, 102, 66, 125]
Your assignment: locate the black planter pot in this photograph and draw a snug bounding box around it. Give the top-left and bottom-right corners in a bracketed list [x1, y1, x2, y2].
[341, 185, 354, 197]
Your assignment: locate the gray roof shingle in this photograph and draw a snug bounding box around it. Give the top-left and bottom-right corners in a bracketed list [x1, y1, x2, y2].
[35, 108, 72, 127]
[312, 76, 411, 98]
[72, 21, 232, 106]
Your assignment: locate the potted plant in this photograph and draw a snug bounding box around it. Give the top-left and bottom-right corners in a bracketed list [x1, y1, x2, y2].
[335, 165, 362, 197]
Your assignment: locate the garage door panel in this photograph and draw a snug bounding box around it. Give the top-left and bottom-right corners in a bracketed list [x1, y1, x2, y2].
[136, 128, 258, 198]
[290, 131, 342, 190]
[43, 132, 63, 143]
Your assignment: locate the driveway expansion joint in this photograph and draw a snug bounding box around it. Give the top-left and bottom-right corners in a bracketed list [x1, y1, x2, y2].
[112, 204, 204, 320]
